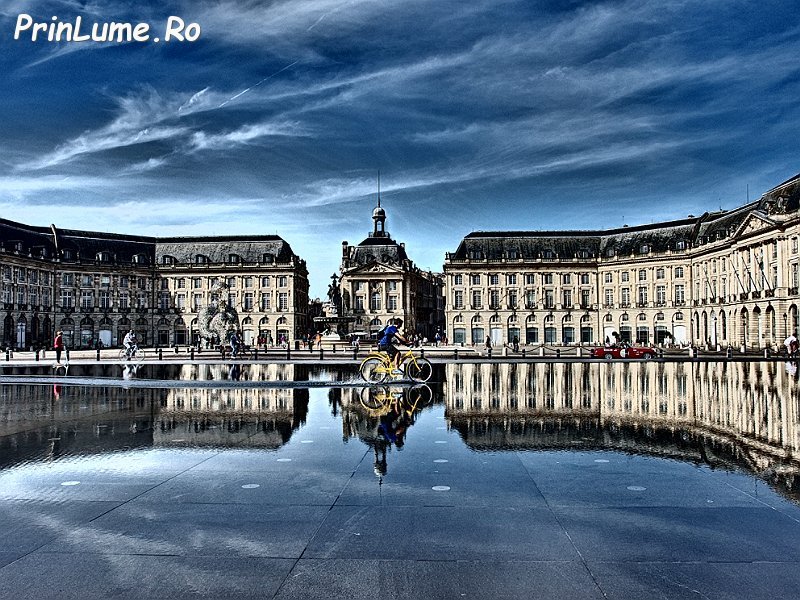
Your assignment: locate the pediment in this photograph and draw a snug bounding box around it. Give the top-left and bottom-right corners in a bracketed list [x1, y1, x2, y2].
[732, 212, 777, 240]
[344, 261, 403, 275]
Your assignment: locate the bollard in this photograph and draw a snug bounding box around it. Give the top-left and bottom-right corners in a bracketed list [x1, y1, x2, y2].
[420, 348, 425, 358]
[96, 348, 101, 361]
[454, 348, 458, 360]
[556, 349, 561, 358]
[174, 346, 179, 354]
[487, 348, 492, 358]
[254, 349, 258, 360]
[5, 349, 9, 362]
[658, 348, 664, 358]
[521, 349, 526, 358]
[295, 340, 300, 351]
[158, 348, 163, 360]
[353, 347, 358, 360]
[319, 347, 324, 360]
[332, 344, 337, 353]
[35, 350, 40, 362]
[286, 346, 291, 360]
[726, 347, 733, 359]
[190, 348, 195, 360]
[764, 348, 770, 358]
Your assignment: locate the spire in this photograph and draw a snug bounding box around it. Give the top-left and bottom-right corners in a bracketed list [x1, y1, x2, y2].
[371, 171, 387, 238]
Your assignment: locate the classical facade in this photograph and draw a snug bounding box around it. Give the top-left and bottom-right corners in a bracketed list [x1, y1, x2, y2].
[444, 172, 800, 349]
[338, 200, 444, 339]
[0, 219, 308, 349]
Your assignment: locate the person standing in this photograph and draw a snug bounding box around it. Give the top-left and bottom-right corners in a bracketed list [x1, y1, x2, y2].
[785, 333, 798, 358]
[229, 330, 241, 358]
[53, 330, 64, 365]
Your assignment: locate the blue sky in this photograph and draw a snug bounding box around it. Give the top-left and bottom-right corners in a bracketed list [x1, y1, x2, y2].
[2, 0, 799, 297]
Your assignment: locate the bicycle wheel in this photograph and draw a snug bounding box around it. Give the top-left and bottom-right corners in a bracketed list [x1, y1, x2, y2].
[360, 357, 389, 383]
[405, 357, 433, 382]
[118, 348, 129, 362]
[360, 386, 391, 412]
[135, 348, 148, 362]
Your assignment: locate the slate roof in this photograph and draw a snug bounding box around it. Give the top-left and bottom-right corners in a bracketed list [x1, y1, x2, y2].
[348, 234, 409, 266]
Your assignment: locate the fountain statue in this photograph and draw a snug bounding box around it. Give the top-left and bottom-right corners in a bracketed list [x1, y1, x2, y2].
[313, 273, 355, 342]
[197, 281, 239, 344]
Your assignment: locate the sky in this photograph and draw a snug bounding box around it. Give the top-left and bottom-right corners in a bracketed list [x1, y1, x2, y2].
[2, 0, 800, 298]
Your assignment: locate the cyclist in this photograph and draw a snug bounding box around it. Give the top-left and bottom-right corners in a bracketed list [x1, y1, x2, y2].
[123, 329, 138, 359]
[378, 318, 408, 375]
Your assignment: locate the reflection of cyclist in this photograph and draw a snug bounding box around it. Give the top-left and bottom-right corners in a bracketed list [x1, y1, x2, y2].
[123, 329, 138, 358]
[378, 318, 408, 374]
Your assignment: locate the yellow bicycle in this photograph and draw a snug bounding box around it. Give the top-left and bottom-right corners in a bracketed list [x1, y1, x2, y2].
[359, 348, 433, 383]
[360, 384, 433, 415]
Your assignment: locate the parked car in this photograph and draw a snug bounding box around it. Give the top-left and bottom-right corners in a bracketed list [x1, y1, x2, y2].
[591, 343, 657, 360]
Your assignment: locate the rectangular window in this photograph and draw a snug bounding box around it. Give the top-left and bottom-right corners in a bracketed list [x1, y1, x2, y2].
[388, 295, 398, 310]
[543, 273, 553, 285]
[454, 290, 464, 309]
[490, 289, 500, 309]
[604, 272, 613, 283]
[544, 289, 554, 309]
[176, 294, 186, 310]
[454, 274, 463, 286]
[278, 276, 288, 287]
[355, 296, 364, 310]
[119, 291, 129, 309]
[2, 284, 12, 304]
[177, 278, 186, 289]
[525, 289, 536, 307]
[193, 294, 202, 311]
[604, 289, 613, 307]
[81, 274, 93, 286]
[278, 292, 289, 310]
[581, 289, 590, 307]
[160, 279, 169, 290]
[193, 278, 202, 289]
[227, 277, 236, 288]
[638, 269, 647, 281]
[580, 273, 590, 285]
[472, 290, 482, 308]
[675, 267, 684, 278]
[489, 274, 499, 285]
[638, 286, 648, 305]
[388, 281, 397, 291]
[159, 293, 170, 310]
[80, 290, 93, 309]
[260, 276, 270, 287]
[562, 274, 571, 284]
[99, 291, 110, 309]
[119, 276, 129, 288]
[507, 274, 517, 285]
[60, 289, 73, 308]
[675, 285, 685, 304]
[260, 295, 271, 310]
[508, 290, 518, 309]
[101, 275, 111, 287]
[524, 274, 535, 285]
[621, 288, 630, 305]
[562, 289, 572, 308]
[621, 272, 629, 283]
[62, 273, 74, 286]
[43, 291, 51, 308]
[244, 292, 253, 310]
[471, 274, 481, 285]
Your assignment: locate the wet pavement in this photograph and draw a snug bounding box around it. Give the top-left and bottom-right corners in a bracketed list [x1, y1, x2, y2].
[0, 361, 799, 599]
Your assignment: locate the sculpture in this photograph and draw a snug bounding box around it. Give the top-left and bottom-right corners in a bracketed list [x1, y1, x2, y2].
[197, 281, 239, 343]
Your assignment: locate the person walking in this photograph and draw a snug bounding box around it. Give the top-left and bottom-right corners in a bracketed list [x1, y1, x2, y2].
[53, 330, 64, 365]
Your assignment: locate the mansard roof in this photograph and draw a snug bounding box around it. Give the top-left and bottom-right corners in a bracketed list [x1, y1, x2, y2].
[0, 218, 299, 265]
[156, 236, 295, 264]
[347, 234, 409, 267]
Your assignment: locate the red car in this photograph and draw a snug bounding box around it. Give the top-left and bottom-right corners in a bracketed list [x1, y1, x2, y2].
[591, 344, 657, 360]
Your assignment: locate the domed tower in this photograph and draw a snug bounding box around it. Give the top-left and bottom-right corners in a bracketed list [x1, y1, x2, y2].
[372, 199, 387, 237]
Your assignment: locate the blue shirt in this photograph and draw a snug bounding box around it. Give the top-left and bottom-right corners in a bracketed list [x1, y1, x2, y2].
[379, 324, 398, 346]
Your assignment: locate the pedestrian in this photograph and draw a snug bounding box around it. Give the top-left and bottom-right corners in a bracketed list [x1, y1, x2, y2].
[512, 335, 519, 353]
[784, 333, 798, 358]
[229, 330, 241, 358]
[485, 335, 491, 350]
[53, 329, 64, 365]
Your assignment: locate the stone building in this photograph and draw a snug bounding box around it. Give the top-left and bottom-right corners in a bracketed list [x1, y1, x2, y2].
[0, 219, 308, 349]
[444, 172, 800, 349]
[338, 200, 444, 340]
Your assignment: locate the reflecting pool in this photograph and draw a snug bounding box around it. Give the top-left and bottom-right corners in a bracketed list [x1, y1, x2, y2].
[1, 361, 800, 599]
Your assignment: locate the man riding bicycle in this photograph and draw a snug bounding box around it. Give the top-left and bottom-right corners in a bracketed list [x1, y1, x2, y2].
[378, 318, 408, 374]
[123, 329, 138, 359]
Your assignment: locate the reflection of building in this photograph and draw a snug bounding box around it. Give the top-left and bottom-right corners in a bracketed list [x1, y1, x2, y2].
[444, 173, 800, 349]
[444, 362, 800, 498]
[0, 219, 309, 349]
[339, 199, 444, 339]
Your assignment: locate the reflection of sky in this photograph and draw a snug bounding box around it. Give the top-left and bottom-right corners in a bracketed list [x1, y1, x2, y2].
[2, 360, 800, 503]
[3, 1, 800, 295]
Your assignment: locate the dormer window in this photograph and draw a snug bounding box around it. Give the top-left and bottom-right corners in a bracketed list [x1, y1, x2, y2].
[228, 253, 240, 264]
[577, 249, 590, 259]
[675, 240, 686, 251]
[133, 253, 148, 265]
[542, 249, 555, 259]
[507, 249, 518, 259]
[639, 244, 649, 255]
[163, 255, 175, 265]
[195, 254, 208, 264]
[606, 248, 615, 258]
[96, 251, 111, 262]
[62, 249, 73, 260]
